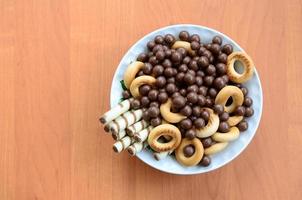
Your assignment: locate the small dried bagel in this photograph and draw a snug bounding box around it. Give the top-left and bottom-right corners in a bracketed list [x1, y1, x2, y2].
[204, 142, 228, 155]
[227, 115, 243, 126]
[215, 86, 244, 113]
[129, 75, 156, 98]
[175, 138, 204, 166]
[147, 124, 181, 152]
[212, 127, 240, 142]
[160, 99, 187, 123]
[171, 41, 196, 56]
[196, 108, 220, 138]
[123, 61, 145, 89]
[227, 52, 254, 83]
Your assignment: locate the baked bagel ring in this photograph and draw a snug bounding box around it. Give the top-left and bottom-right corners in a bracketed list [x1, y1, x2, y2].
[227, 52, 254, 83]
[196, 108, 219, 138]
[147, 124, 181, 152]
[215, 86, 244, 113]
[175, 138, 204, 166]
[172, 41, 196, 56]
[129, 75, 156, 98]
[212, 127, 240, 142]
[160, 99, 187, 123]
[227, 115, 243, 126]
[123, 61, 145, 89]
[204, 142, 228, 155]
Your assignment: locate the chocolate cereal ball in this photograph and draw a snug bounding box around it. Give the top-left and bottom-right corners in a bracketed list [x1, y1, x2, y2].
[172, 96, 186, 109]
[179, 31, 190, 41]
[185, 129, 196, 140]
[164, 34, 176, 46]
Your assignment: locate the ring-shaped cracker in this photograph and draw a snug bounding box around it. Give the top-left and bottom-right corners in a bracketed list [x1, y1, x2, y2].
[175, 138, 204, 166]
[212, 127, 240, 142]
[215, 86, 244, 113]
[129, 75, 156, 98]
[196, 108, 220, 138]
[160, 99, 187, 123]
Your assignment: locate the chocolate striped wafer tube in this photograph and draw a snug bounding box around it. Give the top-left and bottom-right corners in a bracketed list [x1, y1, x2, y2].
[127, 141, 148, 156]
[112, 136, 135, 153]
[108, 109, 143, 134]
[126, 120, 149, 136]
[112, 130, 126, 140]
[99, 98, 133, 124]
[133, 126, 153, 143]
[153, 150, 172, 161]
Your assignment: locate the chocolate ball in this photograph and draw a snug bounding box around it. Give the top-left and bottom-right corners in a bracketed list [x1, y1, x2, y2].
[180, 119, 193, 129]
[155, 50, 165, 61]
[197, 70, 205, 77]
[147, 41, 156, 50]
[122, 90, 131, 99]
[156, 76, 166, 88]
[140, 96, 150, 107]
[178, 64, 188, 72]
[204, 76, 214, 86]
[241, 87, 248, 96]
[183, 56, 191, 64]
[201, 109, 210, 121]
[200, 156, 211, 166]
[184, 73, 196, 85]
[147, 52, 154, 58]
[164, 34, 176, 45]
[216, 63, 226, 75]
[152, 65, 164, 77]
[197, 56, 209, 68]
[190, 34, 200, 42]
[189, 60, 198, 71]
[151, 117, 162, 127]
[205, 43, 212, 50]
[164, 67, 174, 78]
[208, 88, 218, 98]
[164, 49, 172, 58]
[154, 35, 164, 44]
[201, 138, 212, 148]
[162, 59, 172, 68]
[221, 75, 229, 83]
[237, 120, 248, 131]
[172, 92, 181, 98]
[197, 95, 206, 106]
[183, 145, 195, 157]
[158, 92, 168, 103]
[244, 97, 253, 107]
[172, 96, 186, 109]
[245, 107, 254, 117]
[219, 112, 229, 121]
[187, 85, 198, 93]
[209, 55, 214, 64]
[179, 31, 190, 41]
[213, 77, 226, 90]
[143, 63, 153, 74]
[171, 51, 182, 64]
[198, 86, 208, 96]
[167, 77, 176, 84]
[137, 70, 144, 76]
[130, 99, 140, 109]
[205, 97, 214, 107]
[212, 35, 222, 45]
[213, 104, 224, 114]
[218, 122, 230, 133]
[142, 110, 150, 121]
[235, 106, 246, 116]
[148, 89, 159, 101]
[191, 41, 200, 50]
[185, 129, 196, 139]
[206, 64, 216, 75]
[177, 47, 187, 57]
[203, 50, 212, 59]
[194, 118, 205, 128]
[210, 43, 220, 55]
[192, 106, 201, 117]
[150, 101, 159, 108]
[180, 105, 192, 116]
[139, 85, 151, 96]
[152, 44, 163, 54]
[148, 106, 160, 118]
[222, 44, 233, 55]
[172, 68, 177, 76]
[162, 45, 169, 51]
[175, 72, 185, 82]
[166, 83, 176, 94]
[187, 69, 196, 76]
[179, 88, 187, 96]
[195, 76, 203, 86]
[198, 46, 207, 56]
[187, 92, 198, 104]
[218, 53, 228, 63]
[137, 53, 148, 62]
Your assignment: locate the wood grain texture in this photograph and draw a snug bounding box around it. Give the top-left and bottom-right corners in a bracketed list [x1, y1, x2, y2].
[0, 0, 301, 199]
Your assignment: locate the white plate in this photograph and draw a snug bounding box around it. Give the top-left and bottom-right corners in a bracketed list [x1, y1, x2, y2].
[110, 24, 263, 175]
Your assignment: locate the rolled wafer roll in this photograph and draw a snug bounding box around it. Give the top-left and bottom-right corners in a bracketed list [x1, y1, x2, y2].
[133, 126, 153, 143]
[153, 150, 172, 161]
[113, 136, 135, 153]
[127, 141, 148, 156]
[108, 109, 143, 134]
[126, 120, 149, 136]
[112, 130, 126, 140]
[99, 98, 133, 124]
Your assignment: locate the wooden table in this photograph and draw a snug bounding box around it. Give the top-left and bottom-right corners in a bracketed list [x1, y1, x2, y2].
[1, 0, 301, 199]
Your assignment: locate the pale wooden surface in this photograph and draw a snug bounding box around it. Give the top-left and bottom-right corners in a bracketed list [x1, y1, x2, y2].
[1, 0, 302, 199]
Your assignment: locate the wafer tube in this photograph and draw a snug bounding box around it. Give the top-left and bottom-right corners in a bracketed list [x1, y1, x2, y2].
[127, 141, 148, 156]
[112, 130, 126, 140]
[99, 98, 133, 124]
[153, 150, 172, 161]
[108, 109, 143, 134]
[112, 136, 135, 153]
[133, 126, 153, 143]
[126, 120, 149, 136]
